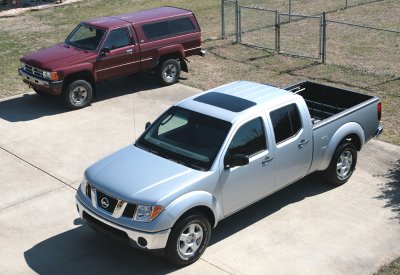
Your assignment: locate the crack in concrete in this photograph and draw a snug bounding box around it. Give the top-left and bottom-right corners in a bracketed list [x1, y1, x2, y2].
[0, 186, 65, 213]
[0, 146, 77, 191]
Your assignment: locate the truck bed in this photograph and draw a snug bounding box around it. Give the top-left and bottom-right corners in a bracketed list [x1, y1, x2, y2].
[285, 81, 374, 124]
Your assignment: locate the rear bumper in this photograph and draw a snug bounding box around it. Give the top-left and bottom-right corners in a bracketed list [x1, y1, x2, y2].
[76, 195, 171, 250]
[199, 49, 206, 57]
[19, 69, 63, 95]
[375, 124, 383, 137]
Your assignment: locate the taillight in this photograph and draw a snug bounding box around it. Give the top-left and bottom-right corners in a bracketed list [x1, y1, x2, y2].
[377, 102, 382, 121]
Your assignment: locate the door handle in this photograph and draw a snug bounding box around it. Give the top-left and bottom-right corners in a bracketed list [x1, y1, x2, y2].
[298, 139, 309, 148]
[126, 49, 133, 54]
[262, 156, 273, 165]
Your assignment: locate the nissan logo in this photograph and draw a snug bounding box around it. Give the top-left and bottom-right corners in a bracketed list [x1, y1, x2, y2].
[100, 197, 110, 209]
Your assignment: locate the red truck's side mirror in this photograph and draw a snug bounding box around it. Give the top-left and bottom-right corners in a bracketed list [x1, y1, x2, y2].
[100, 47, 110, 56]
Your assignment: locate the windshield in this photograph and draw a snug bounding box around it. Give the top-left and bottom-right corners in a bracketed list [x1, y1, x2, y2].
[65, 24, 105, 51]
[136, 106, 232, 171]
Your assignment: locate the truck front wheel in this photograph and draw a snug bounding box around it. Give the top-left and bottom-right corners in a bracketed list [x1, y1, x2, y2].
[165, 212, 211, 265]
[63, 79, 93, 109]
[325, 142, 357, 186]
[157, 59, 181, 86]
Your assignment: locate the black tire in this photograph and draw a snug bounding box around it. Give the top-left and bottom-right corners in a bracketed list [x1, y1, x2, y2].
[33, 88, 49, 96]
[325, 142, 357, 186]
[156, 59, 181, 86]
[165, 212, 211, 265]
[63, 79, 93, 109]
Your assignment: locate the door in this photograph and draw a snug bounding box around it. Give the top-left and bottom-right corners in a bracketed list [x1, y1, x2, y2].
[220, 116, 275, 216]
[268, 102, 313, 188]
[95, 26, 140, 81]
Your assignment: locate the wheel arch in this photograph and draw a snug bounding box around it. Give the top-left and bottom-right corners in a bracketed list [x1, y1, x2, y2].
[63, 71, 95, 91]
[163, 191, 221, 229]
[319, 122, 364, 171]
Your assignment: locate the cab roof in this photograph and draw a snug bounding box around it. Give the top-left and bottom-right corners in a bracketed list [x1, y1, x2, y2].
[83, 7, 193, 29]
[177, 81, 298, 123]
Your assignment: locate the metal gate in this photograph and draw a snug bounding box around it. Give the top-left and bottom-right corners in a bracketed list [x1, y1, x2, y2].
[221, 0, 327, 63]
[277, 13, 325, 61]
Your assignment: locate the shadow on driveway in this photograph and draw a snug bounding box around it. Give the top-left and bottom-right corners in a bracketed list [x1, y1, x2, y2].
[24, 173, 332, 273]
[24, 222, 181, 274]
[0, 73, 160, 122]
[376, 159, 400, 222]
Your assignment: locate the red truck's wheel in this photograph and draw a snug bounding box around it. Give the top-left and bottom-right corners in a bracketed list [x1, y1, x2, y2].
[325, 142, 357, 186]
[63, 80, 93, 109]
[157, 59, 181, 86]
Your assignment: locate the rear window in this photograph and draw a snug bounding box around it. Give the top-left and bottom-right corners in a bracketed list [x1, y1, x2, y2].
[142, 17, 195, 40]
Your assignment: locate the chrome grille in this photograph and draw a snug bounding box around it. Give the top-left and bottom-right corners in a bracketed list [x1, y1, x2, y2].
[24, 64, 44, 78]
[85, 185, 137, 218]
[96, 190, 118, 213]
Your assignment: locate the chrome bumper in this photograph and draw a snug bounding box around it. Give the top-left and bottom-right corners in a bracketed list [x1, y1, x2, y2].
[76, 196, 171, 250]
[200, 49, 206, 57]
[18, 69, 63, 89]
[375, 124, 383, 137]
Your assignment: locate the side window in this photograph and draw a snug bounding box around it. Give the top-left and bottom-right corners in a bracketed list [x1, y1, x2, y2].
[142, 21, 169, 40]
[142, 17, 195, 40]
[102, 28, 130, 50]
[169, 17, 195, 35]
[227, 117, 266, 157]
[270, 103, 302, 144]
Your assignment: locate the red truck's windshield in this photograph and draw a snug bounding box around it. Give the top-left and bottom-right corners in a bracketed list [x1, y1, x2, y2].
[65, 24, 106, 52]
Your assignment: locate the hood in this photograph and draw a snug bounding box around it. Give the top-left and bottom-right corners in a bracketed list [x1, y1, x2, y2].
[21, 43, 97, 70]
[85, 145, 206, 205]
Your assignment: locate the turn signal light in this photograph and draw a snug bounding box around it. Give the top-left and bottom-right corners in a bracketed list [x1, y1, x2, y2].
[50, 72, 59, 81]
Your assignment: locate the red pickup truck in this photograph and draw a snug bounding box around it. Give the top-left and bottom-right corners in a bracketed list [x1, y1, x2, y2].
[19, 6, 204, 109]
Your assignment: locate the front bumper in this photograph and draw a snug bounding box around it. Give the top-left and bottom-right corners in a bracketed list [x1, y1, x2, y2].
[76, 196, 171, 250]
[18, 69, 63, 94]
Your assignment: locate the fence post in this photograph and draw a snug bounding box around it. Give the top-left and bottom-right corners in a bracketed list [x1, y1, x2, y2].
[221, 0, 225, 37]
[288, 0, 292, 22]
[235, 0, 239, 43]
[321, 12, 327, 63]
[238, 5, 242, 43]
[276, 11, 281, 53]
[345, 0, 348, 8]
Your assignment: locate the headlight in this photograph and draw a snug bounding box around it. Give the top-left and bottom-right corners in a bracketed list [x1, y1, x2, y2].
[134, 205, 164, 222]
[80, 178, 88, 194]
[42, 71, 59, 81]
[42, 71, 51, 79]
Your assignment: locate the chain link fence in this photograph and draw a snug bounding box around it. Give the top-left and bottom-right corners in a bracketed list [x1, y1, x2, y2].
[221, 0, 399, 76]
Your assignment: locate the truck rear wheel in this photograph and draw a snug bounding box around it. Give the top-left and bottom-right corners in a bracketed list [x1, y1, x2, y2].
[157, 59, 181, 86]
[63, 79, 93, 109]
[165, 212, 211, 265]
[325, 142, 357, 186]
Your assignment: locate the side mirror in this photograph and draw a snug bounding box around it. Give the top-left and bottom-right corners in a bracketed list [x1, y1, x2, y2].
[224, 154, 249, 169]
[145, 121, 152, 130]
[100, 47, 110, 56]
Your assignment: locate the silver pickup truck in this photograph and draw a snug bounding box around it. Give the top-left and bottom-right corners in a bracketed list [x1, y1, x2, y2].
[75, 81, 382, 265]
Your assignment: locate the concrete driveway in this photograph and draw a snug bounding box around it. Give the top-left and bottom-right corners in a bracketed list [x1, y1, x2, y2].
[0, 75, 399, 274]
